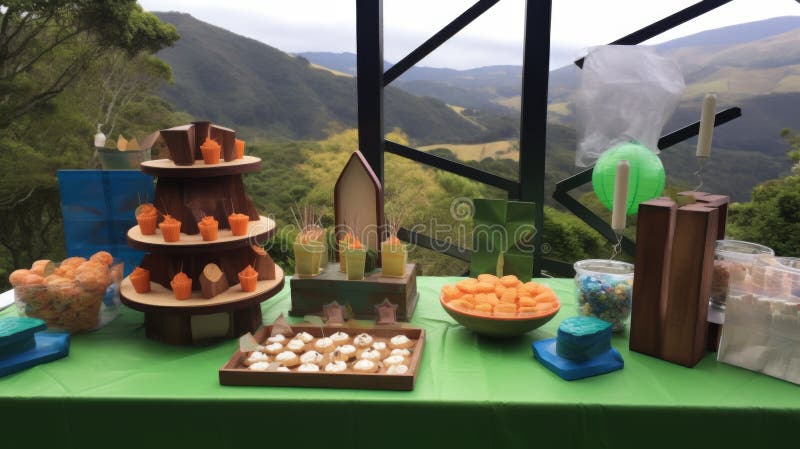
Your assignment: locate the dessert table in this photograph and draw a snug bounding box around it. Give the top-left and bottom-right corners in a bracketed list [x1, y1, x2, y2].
[1, 277, 798, 448]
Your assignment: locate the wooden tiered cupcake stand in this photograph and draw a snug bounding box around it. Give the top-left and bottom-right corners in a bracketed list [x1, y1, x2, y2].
[120, 154, 284, 345]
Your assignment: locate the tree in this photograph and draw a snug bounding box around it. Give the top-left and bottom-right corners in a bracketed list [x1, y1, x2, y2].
[0, 1, 178, 128]
[727, 130, 800, 256]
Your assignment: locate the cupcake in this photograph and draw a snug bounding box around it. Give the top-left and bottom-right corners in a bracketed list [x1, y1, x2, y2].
[386, 364, 409, 375]
[244, 351, 269, 367]
[353, 333, 373, 348]
[330, 331, 350, 345]
[249, 362, 272, 371]
[136, 204, 158, 235]
[358, 349, 382, 361]
[300, 351, 324, 365]
[159, 214, 182, 242]
[352, 359, 379, 373]
[286, 339, 306, 353]
[314, 337, 335, 353]
[371, 341, 389, 358]
[390, 335, 414, 349]
[198, 215, 219, 241]
[324, 361, 347, 373]
[295, 332, 314, 343]
[235, 139, 245, 159]
[129, 267, 151, 294]
[200, 137, 221, 165]
[382, 355, 407, 367]
[228, 212, 249, 236]
[267, 334, 287, 344]
[274, 350, 300, 367]
[390, 348, 412, 358]
[297, 363, 320, 372]
[170, 271, 192, 300]
[329, 345, 356, 362]
[238, 265, 258, 292]
[264, 342, 284, 355]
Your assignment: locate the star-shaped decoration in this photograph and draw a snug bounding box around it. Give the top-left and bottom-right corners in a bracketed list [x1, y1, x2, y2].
[322, 301, 346, 326]
[375, 298, 398, 325]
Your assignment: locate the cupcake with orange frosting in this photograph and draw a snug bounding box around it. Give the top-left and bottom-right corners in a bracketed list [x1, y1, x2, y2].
[171, 271, 192, 300]
[136, 203, 158, 235]
[238, 265, 258, 292]
[129, 267, 151, 293]
[198, 215, 219, 241]
[228, 212, 249, 236]
[200, 137, 221, 165]
[159, 214, 182, 242]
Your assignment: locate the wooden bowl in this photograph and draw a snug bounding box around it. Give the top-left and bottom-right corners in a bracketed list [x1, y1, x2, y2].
[440, 294, 560, 338]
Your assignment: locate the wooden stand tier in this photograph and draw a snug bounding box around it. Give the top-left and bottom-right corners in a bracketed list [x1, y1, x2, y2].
[127, 215, 275, 254]
[290, 263, 419, 320]
[120, 266, 285, 345]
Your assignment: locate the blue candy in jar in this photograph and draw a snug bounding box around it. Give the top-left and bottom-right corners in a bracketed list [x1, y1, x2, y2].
[574, 260, 634, 332]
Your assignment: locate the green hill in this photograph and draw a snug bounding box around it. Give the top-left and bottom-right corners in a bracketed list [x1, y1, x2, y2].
[153, 12, 513, 145]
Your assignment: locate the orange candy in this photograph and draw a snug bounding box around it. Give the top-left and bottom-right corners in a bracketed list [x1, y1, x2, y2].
[500, 275, 521, 288]
[200, 137, 221, 165]
[500, 289, 517, 304]
[171, 272, 192, 300]
[442, 274, 560, 317]
[518, 296, 537, 308]
[198, 216, 219, 241]
[159, 214, 182, 242]
[494, 303, 517, 314]
[460, 294, 475, 305]
[228, 213, 249, 236]
[456, 279, 478, 294]
[442, 285, 463, 302]
[450, 299, 474, 310]
[518, 306, 539, 314]
[130, 267, 151, 294]
[238, 265, 258, 292]
[475, 303, 493, 313]
[477, 274, 499, 284]
[235, 139, 245, 159]
[476, 282, 495, 293]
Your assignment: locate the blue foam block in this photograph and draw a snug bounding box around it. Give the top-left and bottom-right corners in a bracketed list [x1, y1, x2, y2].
[533, 338, 623, 381]
[0, 332, 70, 378]
[556, 316, 612, 362]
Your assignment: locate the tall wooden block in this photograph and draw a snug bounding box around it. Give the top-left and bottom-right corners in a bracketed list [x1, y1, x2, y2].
[661, 204, 718, 367]
[629, 198, 676, 357]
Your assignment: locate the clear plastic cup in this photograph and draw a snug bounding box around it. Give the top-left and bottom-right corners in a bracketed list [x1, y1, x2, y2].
[710, 240, 774, 309]
[574, 259, 634, 332]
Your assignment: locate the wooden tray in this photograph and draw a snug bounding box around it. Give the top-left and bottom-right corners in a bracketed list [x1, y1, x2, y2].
[219, 324, 425, 391]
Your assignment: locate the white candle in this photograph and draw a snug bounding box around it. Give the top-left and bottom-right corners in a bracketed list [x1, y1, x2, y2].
[611, 160, 630, 233]
[696, 93, 717, 158]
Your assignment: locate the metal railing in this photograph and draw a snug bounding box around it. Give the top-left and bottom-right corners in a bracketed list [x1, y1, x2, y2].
[355, 0, 741, 277]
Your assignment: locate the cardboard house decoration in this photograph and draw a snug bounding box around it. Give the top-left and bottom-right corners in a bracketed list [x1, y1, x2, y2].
[334, 150, 385, 260]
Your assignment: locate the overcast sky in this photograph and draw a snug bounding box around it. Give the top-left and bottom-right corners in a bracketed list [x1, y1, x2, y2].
[139, 0, 800, 69]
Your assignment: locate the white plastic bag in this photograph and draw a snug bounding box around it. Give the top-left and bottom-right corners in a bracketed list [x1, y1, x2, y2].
[575, 45, 685, 167]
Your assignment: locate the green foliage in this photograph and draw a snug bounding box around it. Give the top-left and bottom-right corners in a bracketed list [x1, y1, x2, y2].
[541, 206, 609, 263]
[728, 130, 800, 256]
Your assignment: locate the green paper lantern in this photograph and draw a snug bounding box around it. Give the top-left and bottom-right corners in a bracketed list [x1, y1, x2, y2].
[592, 141, 665, 215]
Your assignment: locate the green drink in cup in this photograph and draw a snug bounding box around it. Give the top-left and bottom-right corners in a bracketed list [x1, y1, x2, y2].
[345, 237, 367, 280]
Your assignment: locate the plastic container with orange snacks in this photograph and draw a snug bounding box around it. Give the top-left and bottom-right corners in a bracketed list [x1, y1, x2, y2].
[159, 214, 182, 242]
[130, 267, 151, 293]
[235, 139, 245, 159]
[229, 212, 249, 236]
[200, 137, 221, 165]
[171, 272, 192, 300]
[136, 203, 158, 235]
[198, 215, 219, 241]
[238, 265, 258, 292]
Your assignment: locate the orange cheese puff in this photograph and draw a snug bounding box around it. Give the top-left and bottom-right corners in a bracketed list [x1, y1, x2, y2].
[476, 282, 495, 293]
[533, 292, 558, 304]
[495, 285, 506, 297]
[521, 282, 545, 296]
[477, 273, 499, 284]
[459, 294, 476, 305]
[518, 306, 539, 314]
[479, 293, 500, 306]
[474, 303, 493, 314]
[474, 293, 487, 304]
[23, 273, 44, 285]
[442, 285, 463, 301]
[61, 257, 87, 268]
[518, 296, 537, 307]
[456, 279, 478, 294]
[500, 275, 521, 288]
[9, 269, 31, 287]
[535, 303, 554, 313]
[494, 303, 517, 314]
[30, 260, 52, 276]
[450, 299, 474, 310]
[500, 288, 517, 304]
[90, 251, 114, 266]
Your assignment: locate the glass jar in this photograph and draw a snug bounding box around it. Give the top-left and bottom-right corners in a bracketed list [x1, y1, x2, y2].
[710, 240, 774, 309]
[574, 259, 634, 332]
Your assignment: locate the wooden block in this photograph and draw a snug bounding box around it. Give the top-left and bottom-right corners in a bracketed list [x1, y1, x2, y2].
[191, 121, 211, 160]
[199, 263, 229, 298]
[290, 263, 419, 321]
[630, 198, 676, 357]
[160, 124, 195, 165]
[251, 245, 275, 280]
[678, 192, 729, 239]
[210, 124, 237, 162]
[661, 204, 718, 367]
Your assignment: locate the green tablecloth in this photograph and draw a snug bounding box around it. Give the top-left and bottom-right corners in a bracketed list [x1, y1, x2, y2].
[1, 277, 798, 449]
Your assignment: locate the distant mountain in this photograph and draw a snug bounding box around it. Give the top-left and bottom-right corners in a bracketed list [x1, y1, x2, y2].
[152, 13, 511, 144]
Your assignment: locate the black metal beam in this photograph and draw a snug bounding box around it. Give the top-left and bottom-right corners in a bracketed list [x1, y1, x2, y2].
[554, 107, 742, 194]
[540, 258, 575, 277]
[356, 0, 385, 182]
[519, 0, 552, 276]
[575, 0, 734, 67]
[397, 227, 472, 262]
[383, 0, 500, 86]
[385, 140, 520, 194]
